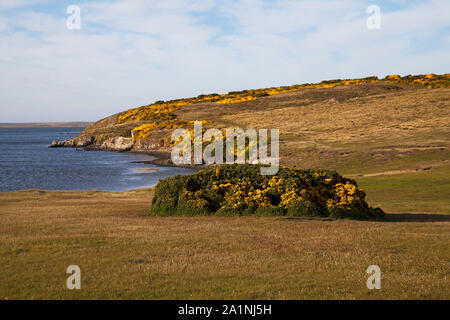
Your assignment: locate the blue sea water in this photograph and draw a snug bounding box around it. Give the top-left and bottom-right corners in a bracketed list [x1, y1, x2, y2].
[0, 127, 195, 192]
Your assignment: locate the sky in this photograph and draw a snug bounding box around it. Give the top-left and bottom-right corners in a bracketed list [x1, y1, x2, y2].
[0, 0, 449, 122]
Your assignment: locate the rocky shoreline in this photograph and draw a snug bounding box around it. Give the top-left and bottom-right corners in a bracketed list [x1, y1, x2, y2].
[131, 150, 209, 170]
[50, 136, 133, 152]
[49, 136, 208, 170]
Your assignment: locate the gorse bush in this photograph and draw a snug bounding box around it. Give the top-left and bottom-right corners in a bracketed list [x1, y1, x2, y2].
[384, 73, 450, 88]
[150, 164, 384, 220]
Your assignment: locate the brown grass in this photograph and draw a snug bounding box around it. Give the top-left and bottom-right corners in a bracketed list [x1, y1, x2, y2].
[0, 190, 449, 299]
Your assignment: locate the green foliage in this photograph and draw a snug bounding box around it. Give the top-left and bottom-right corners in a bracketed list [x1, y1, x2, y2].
[286, 200, 326, 217]
[150, 164, 384, 220]
[321, 79, 343, 84]
[382, 85, 403, 91]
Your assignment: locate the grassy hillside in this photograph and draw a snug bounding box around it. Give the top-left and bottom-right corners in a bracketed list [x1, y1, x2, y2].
[72, 73, 449, 152]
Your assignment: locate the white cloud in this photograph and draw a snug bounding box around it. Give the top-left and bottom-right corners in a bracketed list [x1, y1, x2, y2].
[0, 0, 47, 11]
[0, 0, 449, 122]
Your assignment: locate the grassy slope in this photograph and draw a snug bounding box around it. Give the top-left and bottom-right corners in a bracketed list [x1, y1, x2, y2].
[0, 190, 448, 299]
[193, 84, 450, 214]
[1, 81, 449, 299]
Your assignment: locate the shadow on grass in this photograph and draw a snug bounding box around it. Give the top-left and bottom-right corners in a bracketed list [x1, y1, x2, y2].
[384, 213, 450, 222]
[276, 213, 450, 223]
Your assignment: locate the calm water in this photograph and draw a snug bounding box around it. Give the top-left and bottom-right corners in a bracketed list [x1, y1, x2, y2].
[0, 127, 195, 192]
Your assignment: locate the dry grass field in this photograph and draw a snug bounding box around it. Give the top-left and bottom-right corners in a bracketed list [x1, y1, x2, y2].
[0, 190, 449, 300]
[1, 82, 449, 299]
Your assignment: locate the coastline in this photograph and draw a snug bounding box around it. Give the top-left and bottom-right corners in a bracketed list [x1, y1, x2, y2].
[0, 129, 198, 193]
[69, 142, 210, 170]
[130, 150, 211, 170]
[0, 122, 91, 128]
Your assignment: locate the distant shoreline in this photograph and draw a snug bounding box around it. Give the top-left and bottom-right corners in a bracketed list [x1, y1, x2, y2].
[0, 122, 92, 128]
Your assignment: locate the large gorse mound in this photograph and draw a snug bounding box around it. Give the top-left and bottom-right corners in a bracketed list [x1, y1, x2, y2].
[151, 164, 384, 219]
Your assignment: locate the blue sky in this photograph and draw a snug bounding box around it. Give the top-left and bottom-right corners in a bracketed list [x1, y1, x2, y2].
[0, 0, 449, 122]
